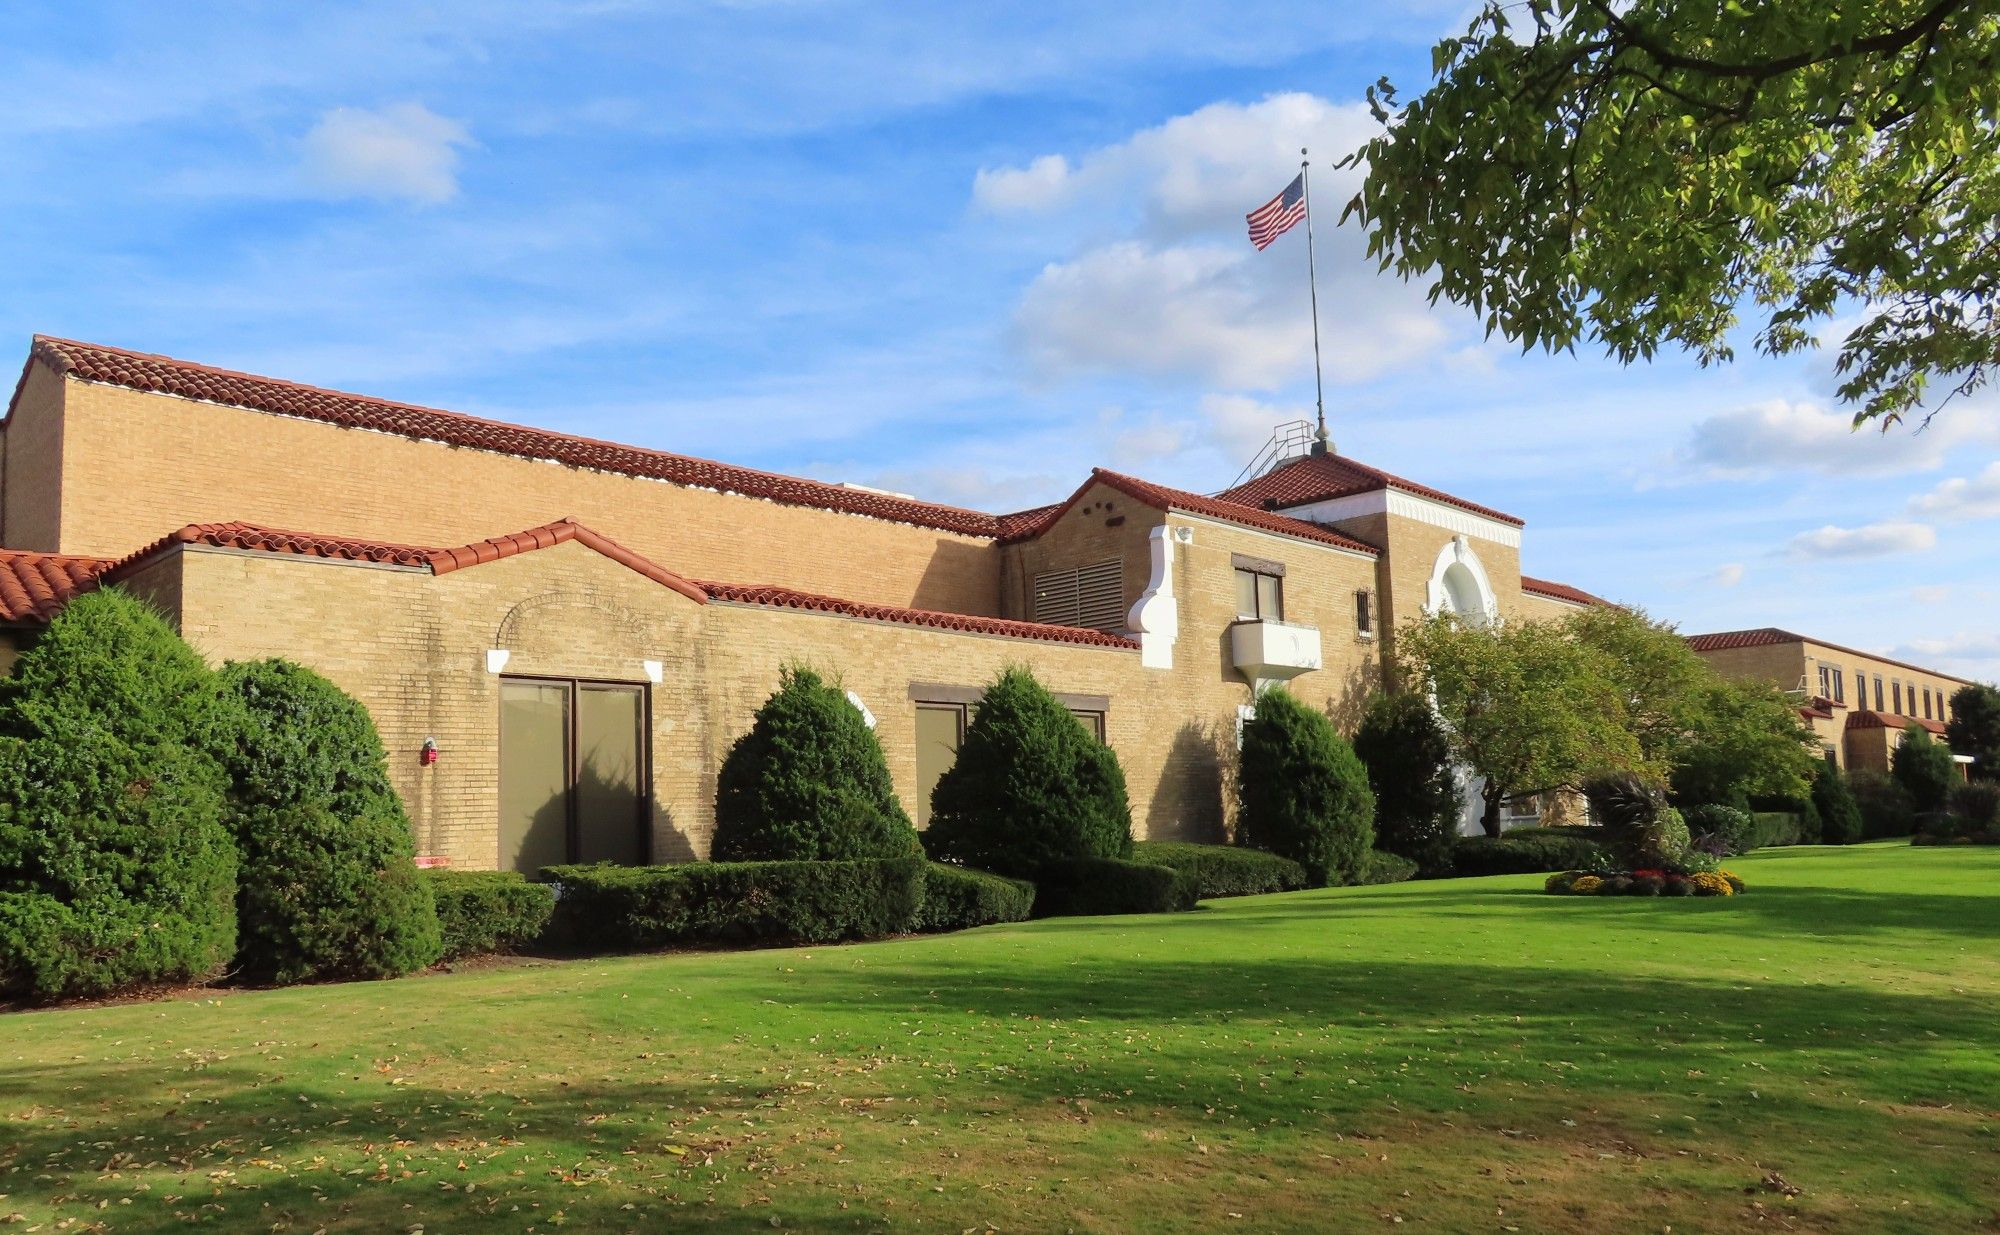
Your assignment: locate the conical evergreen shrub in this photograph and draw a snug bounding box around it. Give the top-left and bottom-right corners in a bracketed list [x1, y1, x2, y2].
[924, 666, 1132, 878]
[212, 659, 441, 984]
[0, 588, 237, 999]
[1352, 692, 1459, 873]
[1813, 765, 1865, 845]
[1235, 686, 1375, 886]
[712, 665, 921, 861]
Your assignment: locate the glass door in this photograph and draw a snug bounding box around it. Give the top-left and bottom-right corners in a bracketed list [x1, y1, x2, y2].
[499, 678, 648, 872]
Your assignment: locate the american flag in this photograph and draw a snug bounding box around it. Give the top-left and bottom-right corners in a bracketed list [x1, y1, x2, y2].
[1246, 174, 1306, 250]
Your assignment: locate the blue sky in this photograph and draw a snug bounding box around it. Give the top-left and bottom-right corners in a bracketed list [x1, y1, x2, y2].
[4, 2, 1996, 680]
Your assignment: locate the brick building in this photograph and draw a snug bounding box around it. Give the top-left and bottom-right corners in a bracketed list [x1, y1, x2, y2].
[0, 336, 1967, 867]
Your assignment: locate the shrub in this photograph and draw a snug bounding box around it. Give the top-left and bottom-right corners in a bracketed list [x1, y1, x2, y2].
[1583, 771, 1689, 868]
[1684, 804, 1757, 855]
[1131, 841, 1308, 899]
[1813, 769, 1866, 845]
[0, 589, 236, 1000]
[1893, 725, 1958, 815]
[545, 858, 925, 950]
[924, 667, 1132, 878]
[1031, 858, 1197, 917]
[1356, 850, 1419, 885]
[1235, 687, 1375, 887]
[916, 864, 1036, 932]
[712, 666, 920, 862]
[1451, 829, 1608, 876]
[1351, 693, 1459, 874]
[212, 660, 441, 985]
[1949, 781, 2000, 833]
[1749, 812, 1803, 850]
[426, 870, 556, 961]
[1849, 769, 1916, 839]
[1944, 683, 2000, 783]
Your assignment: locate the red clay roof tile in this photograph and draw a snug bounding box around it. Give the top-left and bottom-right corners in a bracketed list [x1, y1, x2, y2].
[1520, 575, 1609, 607]
[22, 336, 1008, 539]
[1218, 451, 1524, 526]
[1083, 469, 1380, 556]
[0, 549, 115, 622]
[1684, 627, 1969, 686]
[1847, 710, 1948, 736]
[694, 579, 1139, 649]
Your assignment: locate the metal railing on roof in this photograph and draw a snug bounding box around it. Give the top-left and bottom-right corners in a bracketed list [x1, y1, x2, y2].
[1221, 419, 1317, 495]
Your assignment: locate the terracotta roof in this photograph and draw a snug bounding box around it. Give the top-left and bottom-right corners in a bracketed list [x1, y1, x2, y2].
[1070, 469, 1379, 556]
[19, 336, 1007, 540]
[1520, 575, 1608, 607]
[1848, 710, 1948, 736]
[993, 503, 1065, 541]
[0, 549, 114, 622]
[1217, 451, 1524, 527]
[1683, 627, 1970, 686]
[83, 517, 1125, 651]
[694, 580, 1139, 649]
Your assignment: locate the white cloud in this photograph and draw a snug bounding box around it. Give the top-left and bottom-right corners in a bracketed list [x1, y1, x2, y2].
[985, 93, 1456, 390]
[1896, 632, 2000, 678]
[1910, 461, 2000, 522]
[1787, 520, 1937, 559]
[303, 102, 472, 204]
[1706, 563, 1746, 587]
[1677, 398, 2000, 478]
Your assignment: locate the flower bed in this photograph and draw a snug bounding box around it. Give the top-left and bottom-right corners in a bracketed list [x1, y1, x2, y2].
[1544, 868, 1746, 897]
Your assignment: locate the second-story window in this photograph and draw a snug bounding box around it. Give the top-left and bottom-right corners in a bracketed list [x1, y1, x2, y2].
[1874, 676, 1886, 711]
[1922, 688, 1933, 720]
[1892, 681, 1904, 715]
[1231, 553, 1286, 621]
[1832, 668, 1845, 704]
[1355, 589, 1375, 638]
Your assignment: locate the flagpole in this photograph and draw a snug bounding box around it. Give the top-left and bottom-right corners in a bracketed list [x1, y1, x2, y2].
[1300, 148, 1329, 456]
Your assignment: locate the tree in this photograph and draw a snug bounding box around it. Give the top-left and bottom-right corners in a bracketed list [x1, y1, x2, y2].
[0, 589, 237, 999]
[1813, 766, 1866, 845]
[1893, 724, 1960, 814]
[1344, 0, 2000, 426]
[712, 665, 920, 862]
[1237, 687, 1376, 887]
[212, 660, 441, 985]
[1351, 692, 1459, 872]
[1563, 606, 1713, 768]
[1394, 612, 1638, 836]
[1669, 679, 1822, 807]
[923, 666, 1132, 879]
[1945, 682, 2000, 781]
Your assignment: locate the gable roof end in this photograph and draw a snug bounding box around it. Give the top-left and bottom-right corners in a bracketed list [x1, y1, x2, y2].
[1218, 451, 1524, 527]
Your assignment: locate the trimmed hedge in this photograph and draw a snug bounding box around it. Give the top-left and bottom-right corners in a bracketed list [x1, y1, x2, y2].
[1356, 850, 1420, 885]
[544, 858, 926, 950]
[1451, 829, 1608, 877]
[1236, 687, 1375, 887]
[213, 660, 440, 985]
[1749, 811, 1803, 849]
[925, 667, 1132, 879]
[711, 666, 920, 862]
[0, 589, 237, 1000]
[915, 864, 1036, 933]
[427, 870, 556, 961]
[1131, 842, 1308, 899]
[1684, 804, 1757, 855]
[1032, 858, 1198, 917]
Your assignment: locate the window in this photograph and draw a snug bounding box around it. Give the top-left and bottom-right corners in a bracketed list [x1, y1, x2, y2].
[1832, 668, 1845, 704]
[913, 702, 968, 829]
[1355, 590, 1376, 639]
[1874, 676, 1886, 711]
[1032, 559, 1124, 631]
[498, 678, 648, 872]
[1817, 665, 1834, 701]
[1922, 688, 1933, 720]
[1234, 567, 1284, 621]
[1069, 709, 1107, 742]
[1892, 681, 1904, 715]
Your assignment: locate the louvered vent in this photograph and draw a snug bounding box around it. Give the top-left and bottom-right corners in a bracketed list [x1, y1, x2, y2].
[1033, 559, 1125, 631]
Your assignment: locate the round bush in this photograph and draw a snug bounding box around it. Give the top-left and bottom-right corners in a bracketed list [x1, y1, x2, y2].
[1351, 692, 1459, 874]
[1235, 687, 1375, 887]
[923, 666, 1132, 879]
[1813, 768, 1866, 845]
[713, 665, 920, 862]
[1683, 804, 1756, 855]
[213, 660, 440, 984]
[1893, 726, 1959, 815]
[0, 589, 237, 1000]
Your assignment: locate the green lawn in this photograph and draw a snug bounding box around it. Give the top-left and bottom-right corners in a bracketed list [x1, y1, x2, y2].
[3, 844, 1995, 1234]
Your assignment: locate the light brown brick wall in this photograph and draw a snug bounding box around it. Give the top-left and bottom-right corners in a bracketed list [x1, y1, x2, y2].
[2, 363, 67, 552]
[51, 376, 1002, 614]
[1336, 511, 1524, 674]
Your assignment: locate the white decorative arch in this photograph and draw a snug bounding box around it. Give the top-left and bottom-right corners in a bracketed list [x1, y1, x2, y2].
[1424, 535, 1500, 626]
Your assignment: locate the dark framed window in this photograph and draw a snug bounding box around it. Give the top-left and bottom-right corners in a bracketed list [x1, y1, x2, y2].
[1355, 590, 1376, 638]
[1234, 567, 1283, 621]
[1832, 668, 1845, 704]
[498, 676, 649, 873]
[1874, 676, 1886, 711]
[1893, 681, 1904, 716]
